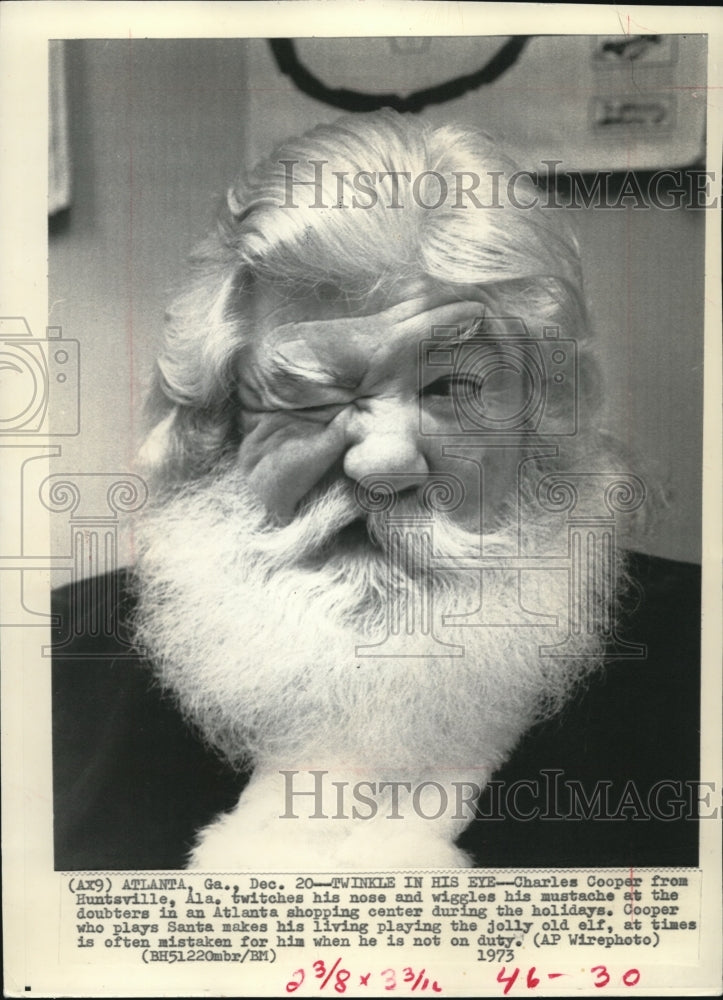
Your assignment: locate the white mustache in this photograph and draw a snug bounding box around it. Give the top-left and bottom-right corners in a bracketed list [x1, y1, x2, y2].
[248, 478, 490, 568]
[250, 480, 361, 559]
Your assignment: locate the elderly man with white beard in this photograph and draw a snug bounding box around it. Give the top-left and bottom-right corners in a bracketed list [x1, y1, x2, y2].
[52, 111, 701, 872]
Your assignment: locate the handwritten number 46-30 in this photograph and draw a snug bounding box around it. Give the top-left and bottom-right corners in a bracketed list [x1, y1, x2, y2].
[497, 966, 641, 994]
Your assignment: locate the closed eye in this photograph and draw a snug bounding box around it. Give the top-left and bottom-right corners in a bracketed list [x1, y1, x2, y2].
[291, 401, 348, 422]
[295, 401, 347, 411]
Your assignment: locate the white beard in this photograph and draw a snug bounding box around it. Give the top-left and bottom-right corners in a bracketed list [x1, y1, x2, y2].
[133, 465, 614, 869]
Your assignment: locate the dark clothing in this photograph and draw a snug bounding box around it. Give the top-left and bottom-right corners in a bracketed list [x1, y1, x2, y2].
[52, 552, 701, 870]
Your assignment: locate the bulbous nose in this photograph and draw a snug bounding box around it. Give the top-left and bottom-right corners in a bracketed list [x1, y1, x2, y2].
[343, 397, 429, 492]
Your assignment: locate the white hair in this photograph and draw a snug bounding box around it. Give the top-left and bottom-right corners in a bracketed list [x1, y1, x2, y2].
[140, 110, 609, 489]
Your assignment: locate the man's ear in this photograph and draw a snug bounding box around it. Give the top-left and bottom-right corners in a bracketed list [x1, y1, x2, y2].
[227, 185, 245, 219]
[137, 407, 179, 478]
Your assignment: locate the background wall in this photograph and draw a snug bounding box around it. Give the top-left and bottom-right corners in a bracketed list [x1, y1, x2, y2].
[49, 37, 705, 567]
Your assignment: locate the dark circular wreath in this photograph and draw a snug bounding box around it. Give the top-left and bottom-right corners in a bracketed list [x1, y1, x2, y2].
[268, 37, 530, 114]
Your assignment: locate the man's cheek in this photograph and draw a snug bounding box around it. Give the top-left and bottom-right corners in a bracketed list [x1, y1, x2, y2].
[236, 408, 351, 517]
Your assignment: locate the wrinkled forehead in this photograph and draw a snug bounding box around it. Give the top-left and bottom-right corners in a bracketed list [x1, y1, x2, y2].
[240, 276, 493, 377]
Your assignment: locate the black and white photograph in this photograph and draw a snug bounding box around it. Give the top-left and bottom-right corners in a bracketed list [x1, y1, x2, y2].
[2, 3, 721, 997]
